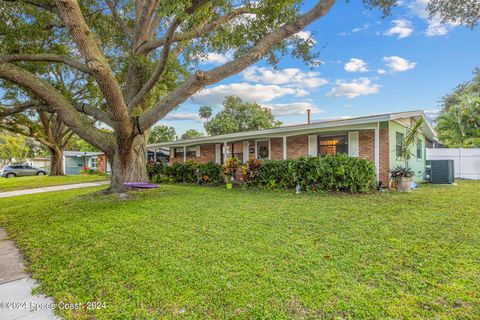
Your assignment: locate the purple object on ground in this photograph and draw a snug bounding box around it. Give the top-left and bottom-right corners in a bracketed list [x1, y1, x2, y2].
[124, 182, 158, 189]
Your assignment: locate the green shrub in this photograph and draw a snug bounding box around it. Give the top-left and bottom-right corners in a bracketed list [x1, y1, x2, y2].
[198, 162, 223, 184]
[246, 155, 376, 193]
[150, 161, 223, 184]
[146, 161, 165, 179]
[241, 159, 262, 187]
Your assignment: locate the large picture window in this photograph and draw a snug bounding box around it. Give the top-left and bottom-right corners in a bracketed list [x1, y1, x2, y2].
[318, 135, 348, 156]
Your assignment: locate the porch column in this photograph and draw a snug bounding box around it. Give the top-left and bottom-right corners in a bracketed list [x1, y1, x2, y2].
[283, 136, 287, 160]
[224, 141, 228, 164]
[374, 123, 380, 181]
[183, 146, 186, 163]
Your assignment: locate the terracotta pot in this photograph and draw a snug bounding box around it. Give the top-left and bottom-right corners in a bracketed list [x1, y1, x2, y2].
[395, 177, 412, 192]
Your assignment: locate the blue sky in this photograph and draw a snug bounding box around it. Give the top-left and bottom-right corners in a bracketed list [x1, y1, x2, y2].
[159, 0, 480, 135]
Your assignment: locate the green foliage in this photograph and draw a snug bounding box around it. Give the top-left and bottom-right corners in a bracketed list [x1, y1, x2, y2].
[397, 118, 425, 164]
[240, 158, 262, 186]
[148, 126, 176, 144]
[0, 133, 30, 165]
[389, 166, 415, 180]
[180, 129, 203, 140]
[151, 160, 222, 184]
[436, 95, 480, 147]
[244, 155, 376, 193]
[197, 162, 223, 184]
[201, 96, 282, 136]
[441, 68, 480, 110]
[223, 156, 240, 180]
[427, 0, 480, 28]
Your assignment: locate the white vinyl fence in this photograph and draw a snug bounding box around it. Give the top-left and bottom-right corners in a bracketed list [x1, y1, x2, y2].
[426, 148, 480, 180]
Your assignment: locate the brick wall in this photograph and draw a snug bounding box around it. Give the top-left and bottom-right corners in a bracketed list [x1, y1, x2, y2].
[359, 130, 375, 163]
[196, 144, 216, 164]
[287, 135, 308, 159]
[379, 128, 390, 186]
[270, 138, 283, 160]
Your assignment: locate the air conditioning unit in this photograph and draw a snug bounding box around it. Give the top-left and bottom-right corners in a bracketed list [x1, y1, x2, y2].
[426, 160, 454, 184]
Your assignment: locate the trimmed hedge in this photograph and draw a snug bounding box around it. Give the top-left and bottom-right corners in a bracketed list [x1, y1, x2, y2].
[242, 154, 376, 193]
[151, 160, 223, 184]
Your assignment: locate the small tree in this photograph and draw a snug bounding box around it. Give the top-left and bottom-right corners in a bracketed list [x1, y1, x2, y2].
[148, 125, 176, 144]
[200, 96, 282, 136]
[0, 133, 30, 166]
[436, 96, 480, 147]
[397, 118, 425, 166]
[180, 129, 203, 140]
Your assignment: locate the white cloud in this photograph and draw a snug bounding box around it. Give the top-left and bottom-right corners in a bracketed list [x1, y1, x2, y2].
[327, 78, 380, 98]
[383, 56, 417, 72]
[377, 69, 386, 74]
[293, 31, 317, 44]
[191, 83, 307, 105]
[200, 50, 234, 65]
[243, 67, 328, 89]
[344, 58, 369, 73]
[424, 108, 441, 122]
[406, 0, 458, 36]
[163, 113, 201, 121]
[339, 23, 370, 36]
[384, 19, 414, 38]
[262, 102, 324, 116]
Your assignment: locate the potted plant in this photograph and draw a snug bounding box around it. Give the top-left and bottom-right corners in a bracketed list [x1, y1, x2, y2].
[389, 166, 415, 192]
[223, 157, 240, 189]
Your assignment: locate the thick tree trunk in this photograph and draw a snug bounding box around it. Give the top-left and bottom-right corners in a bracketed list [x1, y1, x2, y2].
[109, 132, 149, 192]
[49, 147, 64, 176]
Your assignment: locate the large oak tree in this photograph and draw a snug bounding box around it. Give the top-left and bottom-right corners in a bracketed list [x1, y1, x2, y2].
[0, 0, 394, 192]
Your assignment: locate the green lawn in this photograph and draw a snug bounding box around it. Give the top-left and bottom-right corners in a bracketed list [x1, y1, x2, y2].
[0, 182, 479, 319]
[0, 175, 108, 192]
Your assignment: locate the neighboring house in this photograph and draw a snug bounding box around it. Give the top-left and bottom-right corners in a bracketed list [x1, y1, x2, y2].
[27, 157, 51, 170]
[147, 111, 437, 186]
[63, 151, 110, 175]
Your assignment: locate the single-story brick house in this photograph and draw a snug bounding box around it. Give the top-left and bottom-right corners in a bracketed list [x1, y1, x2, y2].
[147, 111, 437, 186]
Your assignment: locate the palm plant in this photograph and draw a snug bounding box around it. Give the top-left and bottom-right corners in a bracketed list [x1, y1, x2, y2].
[436, 95, 480, 147]
[398, 118, 425, 165]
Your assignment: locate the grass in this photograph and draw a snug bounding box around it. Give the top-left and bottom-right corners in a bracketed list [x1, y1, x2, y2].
[0, 182, 479, 319]
[0, 175, 108, 192]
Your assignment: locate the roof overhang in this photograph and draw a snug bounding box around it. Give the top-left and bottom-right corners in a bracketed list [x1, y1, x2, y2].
[148, 110, 437, 148]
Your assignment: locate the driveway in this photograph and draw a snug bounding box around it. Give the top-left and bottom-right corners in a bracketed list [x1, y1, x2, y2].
[0, 181, 110, 199]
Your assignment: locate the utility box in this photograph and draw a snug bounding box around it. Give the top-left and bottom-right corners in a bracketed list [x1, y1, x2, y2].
[426, 160, 455, 184]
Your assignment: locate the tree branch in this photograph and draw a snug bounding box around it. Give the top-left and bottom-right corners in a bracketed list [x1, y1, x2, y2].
[3, 0, 59, 15]
[127, 18, 181, 109]
[137, 7, 252, 53]
[139, 0, 337, 131]
[0, 60, 114, 152]
[0, 100, 41, 117]
[55, 0, 130, 128]
[0, 54, 94, 75]
[105, 0, 134, 40]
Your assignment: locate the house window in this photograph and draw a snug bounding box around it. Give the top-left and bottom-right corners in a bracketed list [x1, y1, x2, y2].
[396, 132, 404, 157]
[186, 147, 197, 157]
[256, 140, 269, 160]
[174, 148, 184, 158]
[318, 135, 348, 156]
[89, 157, 98, 169]
[417, 139, 423, 159]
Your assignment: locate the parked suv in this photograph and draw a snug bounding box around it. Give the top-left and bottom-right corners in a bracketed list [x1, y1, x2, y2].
[0, 164, 49, 178]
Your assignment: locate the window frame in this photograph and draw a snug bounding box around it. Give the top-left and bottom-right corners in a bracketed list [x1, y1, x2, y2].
[416, 139, 423, 159]
[317, 134, 349, 156]
[174, 147, 184, 158]
[255, 139, 270, 160]
[396, 132, 405, 158]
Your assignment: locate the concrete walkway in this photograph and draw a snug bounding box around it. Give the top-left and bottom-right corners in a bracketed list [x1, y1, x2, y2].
[0, 181, 110, 199]
[0, 228, 59, 319]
